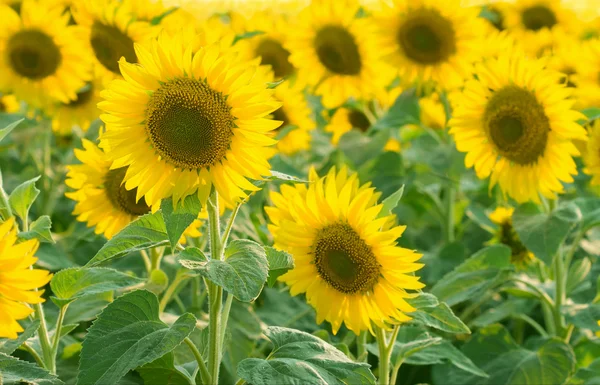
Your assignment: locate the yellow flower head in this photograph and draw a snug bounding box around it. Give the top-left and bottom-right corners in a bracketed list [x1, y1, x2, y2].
[266, 166, 424, 334]
[0, 217, 52, 339]
[488, 207, 534, 266]
[46, 78, 102, 135]
[286, 0, 394, 108]
[419, 93, 446, 130]
[271, 81, 315, 156]
[325, 106, 373, 146]
[0, 94, 20, 114]
[449, 51, 587, 203]
[583, 120, 600, 187]
[0, 0, 91, 106]
[575, 39, 600, 109]
[376, 0, 485, 90]
[98, 30, 281, 208]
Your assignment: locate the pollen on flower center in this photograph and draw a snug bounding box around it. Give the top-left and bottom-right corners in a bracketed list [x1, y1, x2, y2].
[90, 21, 136, 74]
[484, 85, 550, 165]
[314, 25, 362, 75]
[8, 29, 62, 79]
[255, 38, 294, 78]
[104, 167, 150, 216]
[397, 8, 456, 65]
[313, 222, 381, 294]
[521, 6, 557, 31]
[348, 109, 371, 132]
[145, 77, 235, 169]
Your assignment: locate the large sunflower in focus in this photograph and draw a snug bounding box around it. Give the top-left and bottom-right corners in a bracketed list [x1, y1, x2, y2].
[271, 81, 314, 156]
[0, 0, 90, 107]
[72, 0, 156, 81]
[0, 217, 52, 339]
[286, 0, 392, 108]
[99, 31, 281, 208]
[47, 78, 102, 135]
[376, 0, 484, 90]
[266, 167, 423, 334]
[450, 52, 587, 203]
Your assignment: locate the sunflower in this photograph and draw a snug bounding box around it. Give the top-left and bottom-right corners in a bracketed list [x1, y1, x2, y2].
[583, 120, 600, 186]
[269, 81, 314, 156]
[98, 31, 281, 208]
[286, 0, 393, 108]
[449, 52, 587, 203]
[376, 0, 484, 90]
[266, 167, 423, 334]
[325, 106, 373, 145]
[419, 94, 446, 130]
[47, 78, 102, 135]
[72, 0, 156, 81]
[575, 39, 600, 109]
[0, 0, 90, 107]
[0, 217, 52, 339]
[488, 207, 534, 267]
[0, 94, 20, 113]
[544, 32, 585, 93]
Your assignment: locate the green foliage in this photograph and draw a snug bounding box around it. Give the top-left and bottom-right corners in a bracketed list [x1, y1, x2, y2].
[78, 290, 196, 385]
[9, 175, 40, 224]
[161, 194, 201, 251]
[264, 246, 294, 287]
[237, 327, 376, 385]
[0, 320, 40, 355]
[0, 352, 64, 385]
[0, 118, 23, 143]
[20, 215, 54, 243]
[408, 293, 471, 334]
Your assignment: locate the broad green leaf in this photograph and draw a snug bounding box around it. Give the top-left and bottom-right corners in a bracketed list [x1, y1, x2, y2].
[570, 359, 600, 385]
[513, 203, 581, 264]
[408, 293, 470, 334]
[161, 194, 201, 251]
[431, 245, 512, 306]
[19, 215, 54, 243]
[237, 326, 376, 385]
[264, 246, 294, 287]
[0, 319, 39, 354]
[572, 197, 600, 230]
[0, 118, 23, 143]
[564, 303, 600, 332]
[137, 353, 193, 385]
[77, 290, 196, 385]
[339, 130, 390, 167]
[567, 257, 592, 294]
[433, 324, 576, 385]
[471, 299, 535, 328]
[86, 212, 168, 266]
[255, 287, 317, 332]
[0, 352, 64, 385]
[179, 240, 269, 302]
[377, 185, 405, 219]
[50, 267, 145, 306]
[466, 204, 496, 233]
[9, 175, 40, 224]
[581, 107, 600, 122]
[372, 89, 420, 130]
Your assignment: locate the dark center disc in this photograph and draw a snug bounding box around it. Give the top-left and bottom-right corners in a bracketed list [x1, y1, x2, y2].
[521, 5, 557, 31]
[272, 107, 290, 129]
[347, 109, 371, 132]
[255, 38, 294, 78]
[314, 25, 362, 75]
[8, 29, 62, 79]
[90, 21, 137, 74]
[104, 167, 151, 216]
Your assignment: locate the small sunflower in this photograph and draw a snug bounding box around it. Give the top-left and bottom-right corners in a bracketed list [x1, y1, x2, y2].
[47, 78, 102, 135]
[0, 94, 20, 113]
[575, 39, 600, 109]
[376, 0, 484, 90]
[266, 167, 423, 334]
[545, 32, 585, 92]
[325, 106, 373, 145]
[271, 81, 315, 156]
[98, 31, 281, 208]
[488, 207, 534, 267]
[0, 0, 90, 107]
[419, 94, 446, 130]
[72, 0, 156, 81]
[0, 217, 52, 339]
[583, 120, 600, 186]
[449, 52, 587, 203]
[286, 0, 392, 108]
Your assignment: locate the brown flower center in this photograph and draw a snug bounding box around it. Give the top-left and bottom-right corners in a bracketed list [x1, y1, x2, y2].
[90, 22, 136, 74]
[8, 29, 61, 79]
[104, 167, 150, 216]
[314, 25, 362, 75]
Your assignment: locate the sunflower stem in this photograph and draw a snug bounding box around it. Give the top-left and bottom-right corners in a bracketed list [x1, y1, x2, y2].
[184, 337, 211, 385]
[553, 251, 566, 337]
[33, 302, 54, 373]
[376, 326, 399, 385]
[356, 331, 368, 362]
[50, 304, 68, 371]
[444, 181, 456, 243]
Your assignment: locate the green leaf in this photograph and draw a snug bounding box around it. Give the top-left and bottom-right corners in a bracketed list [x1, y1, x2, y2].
[377, 185, 405, 219]
[0, 118, 23, 143]
[572, 197, 600, 230]
[465, 204, 496, 233]
[161, 194, 201, 251]
[513, 203, 581, 264]
[0, 320, 39, 354]
[267, 78, 285, 89]
[390, 326, 443, 363]
[233, 30, 265, 44]
[179, 240, 269, 302]
[77, 290, 196, 385]
[372, 89, 420, 130]
[567, 257, 592, 294]
[86, 212, 168, 266]
[339, 130, 390, 167]
[19, 215, 54, 243]
[564, 303, 600, 332]
[9, 175, 40, 224]
[408, 293, 470, 334]
[267, 170, 307, 183]
[50, 267, 145, 306]
[0, 169, 12, 219]
[471, 299, 535, 328]
[0, 352, 64, 385]
[570, 359, 600, 385]
[432, 324, 576, 385]
[264, 246, 294, 287]
[581, 107, 600, 123]
[431, 245, 512, 306]
[137, 353, 193, 385]
[237, 326, 376, 385]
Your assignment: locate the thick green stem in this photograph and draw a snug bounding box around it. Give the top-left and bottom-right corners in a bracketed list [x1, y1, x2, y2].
[553, 252, 566, 337]
[34, 303, 54, 373]
[357, 331, 367, 362]
[207, 190, 224, 385]
[50, 304, 69, 369]
[376, 326, 399, 385]
[390, 358, 404, 385]
[220, 293, 234, 350]
[150, 247, 164, 271]
[444, 182, 456, 243]
[514, 314, 548, 337]
[184, 337, 211, 385]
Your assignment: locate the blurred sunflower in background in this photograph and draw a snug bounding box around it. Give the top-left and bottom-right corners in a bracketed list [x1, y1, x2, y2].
[271, 81, 315, 155]
[286, 0, 392, 108]
[0, 0, 90, 107]
[488, 207, 534, 267]
[450, 52, 587, 203]
[266, 167, 423, 334]
[583, 119, 600, 187]
[47, 78, 102, 135]
[99, 30, 281, 208]
[576, 39, 600, 109]
[0, 217, 52, 339]
[376, 0, 484, 90]
[325, 106, 373, 145]
[0, 94, 20, 114]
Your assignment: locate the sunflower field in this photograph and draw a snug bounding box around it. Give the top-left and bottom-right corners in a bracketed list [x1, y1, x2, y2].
[1, 0, 600, 384]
